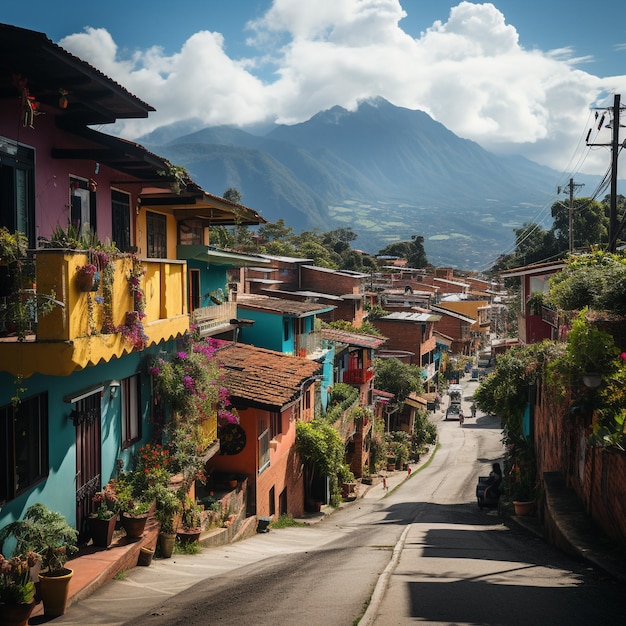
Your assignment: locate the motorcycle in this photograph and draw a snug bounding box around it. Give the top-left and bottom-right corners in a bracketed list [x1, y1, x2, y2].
[476, 464, 503, 508]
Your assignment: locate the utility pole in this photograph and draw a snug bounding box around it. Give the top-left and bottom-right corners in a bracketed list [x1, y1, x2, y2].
[557, 178, 584, 253]
[586, 94, 626, 252]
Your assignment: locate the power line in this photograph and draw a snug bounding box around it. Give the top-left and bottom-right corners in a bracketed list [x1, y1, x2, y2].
[557, 178, 584, 252]
[586, 93, 626, 252]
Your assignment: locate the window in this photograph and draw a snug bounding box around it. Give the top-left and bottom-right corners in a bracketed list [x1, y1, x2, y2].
[178, 219, 204, 245]
[111, 189, 131, 252]
[270, 411, 282, 438]
[283, 319, 290, 342]
[258, 420, 270, 473]
[0, 138, 35, 245]
[146, 211, 167, 258]
[0, 393, 48, 503]
[121, 375, 141, 449]
[70, 177, 97, 236]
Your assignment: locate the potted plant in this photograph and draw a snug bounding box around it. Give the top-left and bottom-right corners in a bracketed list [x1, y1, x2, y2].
[113, 476, 152, 540]
[120, 498, 151, 541]
[338, 464, 356, 499]
[75, 263, 100, 292]
[0, 551, 38, 626]
[0, 503, 78, 617]
[89, 485, 119, 548]
[526, 291, 545, 316]
[177, 496, 203, 545]
[151, 484, 181, 558]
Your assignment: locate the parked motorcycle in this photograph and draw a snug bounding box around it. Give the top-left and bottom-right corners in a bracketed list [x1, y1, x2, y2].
[476, 463, 502, 508]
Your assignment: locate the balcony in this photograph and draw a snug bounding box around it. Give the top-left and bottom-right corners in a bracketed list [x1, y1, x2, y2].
[342, 367, 374, 385]
[0, 249, 189, 377]
[191, 302, 237, 336]
[295, 330, 323, 357]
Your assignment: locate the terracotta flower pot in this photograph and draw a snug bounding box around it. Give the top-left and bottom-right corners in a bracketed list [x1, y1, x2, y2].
[0, 600, 36, 626]
[89, 515, 117, 548]
[176, 528, 201, 545]
[158, 532, 176, 559]
[121, 513, 148, 540]
[39, 568, 73, 617]
[513, 500, 534, 516]
[137, 546, 155, 566]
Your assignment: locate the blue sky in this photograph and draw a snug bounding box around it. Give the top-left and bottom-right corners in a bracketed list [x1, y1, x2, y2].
[3, 1, 626, 177]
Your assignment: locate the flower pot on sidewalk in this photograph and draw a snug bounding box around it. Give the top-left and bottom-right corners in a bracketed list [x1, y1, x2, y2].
[513, 500, 534, 516]
[137, 546, 155, 566]
[158, 532, 176, 559]
[39, 568, 73, 617]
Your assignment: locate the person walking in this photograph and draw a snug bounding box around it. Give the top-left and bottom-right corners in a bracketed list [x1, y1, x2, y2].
[459, 410, 464, 427]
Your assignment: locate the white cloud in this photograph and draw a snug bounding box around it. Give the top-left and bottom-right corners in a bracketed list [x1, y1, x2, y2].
[58, 1, 626, 176]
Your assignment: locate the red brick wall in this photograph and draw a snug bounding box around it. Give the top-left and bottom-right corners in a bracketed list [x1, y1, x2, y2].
[534, 384, 626, 547]
[371, 319, 423, 361]
[301, 267, 362, 296]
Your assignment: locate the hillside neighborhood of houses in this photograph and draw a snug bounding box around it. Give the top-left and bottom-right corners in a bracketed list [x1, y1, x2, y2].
[1, 21, 625, 618]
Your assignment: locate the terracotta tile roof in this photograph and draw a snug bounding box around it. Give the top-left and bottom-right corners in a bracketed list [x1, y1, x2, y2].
[321, 328, 386, 349]
[216, 343, 322, 410]
[236, 294, 333, 316]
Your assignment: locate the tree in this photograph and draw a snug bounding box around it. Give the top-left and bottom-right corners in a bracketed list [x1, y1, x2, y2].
[222, 187, 242, 204]
[296, 420, 344, 506]
[373, 357, 424, 404]
[258, 219, 294, 242]
[377, 235, 428, 268]
[551, 197, 608, 251]
[491, 223, 560, 273]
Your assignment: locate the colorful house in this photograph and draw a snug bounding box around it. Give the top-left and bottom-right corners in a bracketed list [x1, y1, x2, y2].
[209, 343, 322, 518]
[499, 261, 566, 344]
[321, 327, 386, 477]
[0, 23, 265, 539]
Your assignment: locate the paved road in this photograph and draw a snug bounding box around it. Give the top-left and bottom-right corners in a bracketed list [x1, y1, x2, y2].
[365, 406, 623, 624]
[53, 378, 624, 625]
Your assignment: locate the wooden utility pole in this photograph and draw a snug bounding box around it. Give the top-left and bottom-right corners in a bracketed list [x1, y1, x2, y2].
[609, 94, 621, 252]
[558, 178, 584, 252]
[587, 94, 624, 252]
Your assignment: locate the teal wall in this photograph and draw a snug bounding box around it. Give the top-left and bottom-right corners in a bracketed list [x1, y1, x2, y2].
[187, 259, 228, 306]
[237, 310, 289, 353]
[0, 341, 176, 531]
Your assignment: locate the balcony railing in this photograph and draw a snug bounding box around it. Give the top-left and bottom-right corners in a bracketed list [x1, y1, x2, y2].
[295, 330, 322, 357]
[342, 367, 374, 385]
[0, 249, 189, 376]
[191, 302, 237, 336]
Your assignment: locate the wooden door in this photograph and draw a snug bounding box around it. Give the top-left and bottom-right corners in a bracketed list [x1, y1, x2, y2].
[73, 392, 102, 542]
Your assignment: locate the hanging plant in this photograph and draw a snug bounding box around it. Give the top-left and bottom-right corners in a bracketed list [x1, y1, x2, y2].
[75, 263, 100, 292]
[116, 255, 148, 349]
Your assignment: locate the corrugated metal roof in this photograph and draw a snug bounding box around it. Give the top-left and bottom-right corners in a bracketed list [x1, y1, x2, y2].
[378, 311, 441, 323]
